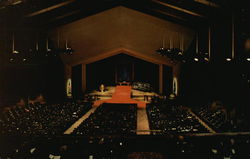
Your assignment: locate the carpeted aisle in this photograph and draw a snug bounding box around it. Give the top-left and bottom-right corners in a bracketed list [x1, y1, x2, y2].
[94, 86, 146, 108]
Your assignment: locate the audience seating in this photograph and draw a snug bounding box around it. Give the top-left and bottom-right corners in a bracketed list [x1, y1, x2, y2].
[147, 103, 208, 134]
[193, 104, 250, 132]
[1, 135, 250, 159]
[73, 103, 137, 135]
[1, 96, 250, 158]
[0, 101, 92, 135]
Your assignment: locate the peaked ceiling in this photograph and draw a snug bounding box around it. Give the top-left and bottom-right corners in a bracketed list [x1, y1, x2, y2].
[0, 0, 236, 30]
[50, 6, 194, 65]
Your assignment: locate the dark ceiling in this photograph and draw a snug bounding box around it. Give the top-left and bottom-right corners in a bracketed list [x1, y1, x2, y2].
[0, 0, 245, 30]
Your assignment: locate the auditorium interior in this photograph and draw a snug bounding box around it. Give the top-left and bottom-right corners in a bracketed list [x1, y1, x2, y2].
[0, 0, 250, 158]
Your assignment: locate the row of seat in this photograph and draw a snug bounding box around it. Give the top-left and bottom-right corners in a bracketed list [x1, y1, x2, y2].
[147, 104, 208, 134]
[73, 103, 137, 135]
[1, 135, 250, 159]
[0, 101, 92, 135]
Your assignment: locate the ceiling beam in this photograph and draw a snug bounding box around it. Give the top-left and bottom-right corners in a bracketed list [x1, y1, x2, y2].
[49, 9, 81, 22]
[194, 0, 220, 8]
[151, 9, 187, 22]
[25, 0, 76, 17]
[151, 0, 205, 17]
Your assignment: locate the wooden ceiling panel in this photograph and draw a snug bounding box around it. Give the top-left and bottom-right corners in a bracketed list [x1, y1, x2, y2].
[50, 7, 195, 65]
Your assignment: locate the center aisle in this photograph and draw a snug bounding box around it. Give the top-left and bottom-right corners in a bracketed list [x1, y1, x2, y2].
[137, 108, 150, 135]
[64, 107, 97, 134]
[94, 86, 146, 108]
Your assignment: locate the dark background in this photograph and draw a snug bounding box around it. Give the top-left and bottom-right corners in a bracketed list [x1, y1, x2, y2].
[86, 54, 160, 93]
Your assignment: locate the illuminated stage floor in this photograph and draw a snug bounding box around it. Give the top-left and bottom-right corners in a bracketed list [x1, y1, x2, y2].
[88, 86, 158, 108]
[87, 86, 158, 105]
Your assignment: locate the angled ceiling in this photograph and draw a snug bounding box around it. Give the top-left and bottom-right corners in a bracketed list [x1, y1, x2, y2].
[50, 7, 195, 65]
[0, 0, 245, 66]
[0, 0, 234, 29]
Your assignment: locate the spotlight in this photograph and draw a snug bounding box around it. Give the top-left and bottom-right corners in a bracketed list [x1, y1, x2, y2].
[156, 47, 166, 56]
[176, 51, 184, 62]
[194, 57, 199, 62]
[66, 47, 74, 54]
[203, 52, 209, 62]
[13, 50, 19, 54]
[204, 57, 209, 62]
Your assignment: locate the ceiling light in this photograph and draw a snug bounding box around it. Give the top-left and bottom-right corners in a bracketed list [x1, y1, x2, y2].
[204, 57, 209, 61]
[226, 58, 232, 61]
[194, 57, 199, 62]
[247, 58, 250, 61]
[13, 50, 19, 54]
[12, 0, 22, 5]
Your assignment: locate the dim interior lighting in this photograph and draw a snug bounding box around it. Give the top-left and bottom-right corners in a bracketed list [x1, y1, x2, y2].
[12, 0, 22, 5]
[23, 58, 27, 62]
[156, 47, 166, 55]
[11, 34, 20, 54]
[173, 77, 178, 96]
[9, 58, 14, 62]
[194, 57, 199, 62]
[13, 50, 19, 54]
[226, 58, 232, 61]
[66, 78, 72, 98]
[203, 52, 209, 62]
[64, 39, 74, 54]
[155, 35, 187, 62]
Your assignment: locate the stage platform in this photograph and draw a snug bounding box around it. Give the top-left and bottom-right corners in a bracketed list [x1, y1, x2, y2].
[90, 86, 158, 108]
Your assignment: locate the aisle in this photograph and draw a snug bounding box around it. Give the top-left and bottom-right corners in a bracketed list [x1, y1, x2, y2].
[137, 108, 150, 135]
[188, 109, 216, 133]
[64, 107, 97, 134]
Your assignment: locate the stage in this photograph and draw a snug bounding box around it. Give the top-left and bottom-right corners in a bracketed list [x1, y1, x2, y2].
[86, 86, 158, 108]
